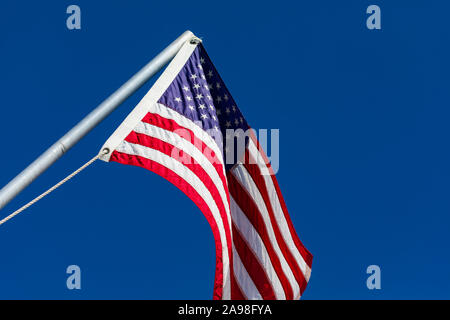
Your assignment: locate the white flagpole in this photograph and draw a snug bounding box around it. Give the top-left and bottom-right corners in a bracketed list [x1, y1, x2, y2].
[0, 30, 196, 210]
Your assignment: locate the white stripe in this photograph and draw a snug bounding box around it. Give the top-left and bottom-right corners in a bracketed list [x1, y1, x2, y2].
[248, 140, 311, 282]
[232, 246, 262, 300]
[133, 121, 231, 223]
[231, 164, 300, 299]
[116, 140, 231, 299]
[231, 196, 285, 300]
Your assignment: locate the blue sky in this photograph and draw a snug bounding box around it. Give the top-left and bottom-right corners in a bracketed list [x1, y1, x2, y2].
[0, 0, 449, 299]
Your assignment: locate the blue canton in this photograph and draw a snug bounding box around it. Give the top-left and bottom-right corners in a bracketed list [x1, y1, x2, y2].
[158, 44, 250, 170]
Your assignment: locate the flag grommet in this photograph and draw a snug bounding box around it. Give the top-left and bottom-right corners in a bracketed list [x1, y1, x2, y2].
[189, 37, 201, 45]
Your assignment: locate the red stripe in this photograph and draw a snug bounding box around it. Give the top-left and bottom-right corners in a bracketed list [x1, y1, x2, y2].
[227, 172, 294, 300]
[232, 223, 276, 299]
[249, 133, 313, 269]
[244, 151, 308, 295]
[110, 150, 225, 300]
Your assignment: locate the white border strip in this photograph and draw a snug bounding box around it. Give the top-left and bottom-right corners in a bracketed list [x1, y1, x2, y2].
[99, 38, 200, 162]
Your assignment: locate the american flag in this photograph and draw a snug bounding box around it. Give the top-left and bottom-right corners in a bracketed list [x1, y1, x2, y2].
[100, 38, 312, 299]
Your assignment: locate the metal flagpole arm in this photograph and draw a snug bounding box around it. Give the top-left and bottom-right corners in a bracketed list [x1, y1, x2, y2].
[0, 30, 196, 210]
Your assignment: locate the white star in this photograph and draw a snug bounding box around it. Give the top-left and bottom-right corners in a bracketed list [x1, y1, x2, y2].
[197, 64, 203, 70]
[216, 109, 222, 116]
[200, 114, 208, 119]
[207, 70, 213, 78]
[201, 74, 206, 80]
[213, 125, 219, 131]
[216, 82, 221, 89]
[224, 94, 229, 101]
[234, 118, 239, 125]
[232, 105, 237, 112]
[216, 96, 222, 103]
[198, 104, 206, 110]
[208, 83, 213, 90]
[200, 57, 205, 64]
[182, 86, 189, 92]
[188, 105, 195, 111]
[185, 95, 192, 101]
[193, 83, 201, 90]
[209, 104, 215, 110]
[240, 117, 243, 123]
[190, 74, 197, 80]
[225, 121, 231, 128]
[225, 107, 231, 114]
[212, 115, 217, 121]
[196, 93, 204, 100]
[204, 84, 209, 90]
[174, 97, 182, 102]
